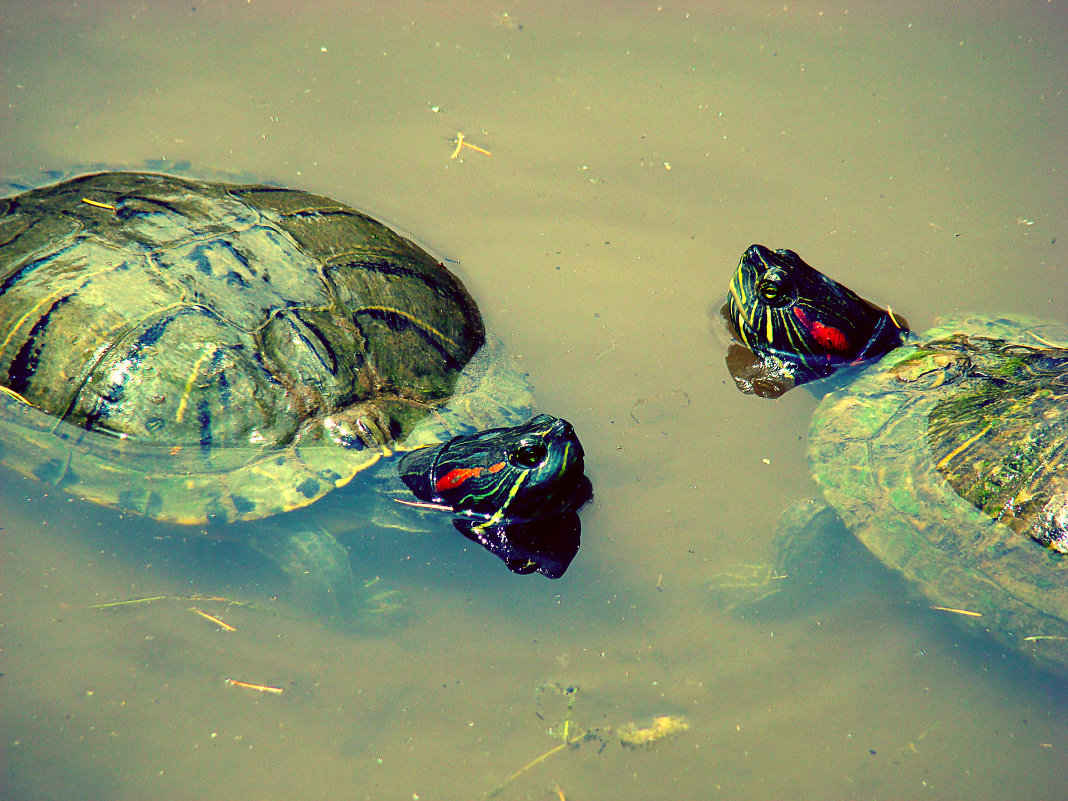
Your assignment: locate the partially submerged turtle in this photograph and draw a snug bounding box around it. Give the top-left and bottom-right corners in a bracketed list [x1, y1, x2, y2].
[722, 244, 1068, 675]
[0, 170, 591, 618]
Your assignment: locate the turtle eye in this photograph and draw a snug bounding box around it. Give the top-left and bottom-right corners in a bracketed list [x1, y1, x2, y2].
[757, 273, 789, 306]
[509, 441, 548, 468]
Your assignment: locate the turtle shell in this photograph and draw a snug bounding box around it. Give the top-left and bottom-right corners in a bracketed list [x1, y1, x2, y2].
[809, 314, 1068, 674]
[0, 172, 533, 524]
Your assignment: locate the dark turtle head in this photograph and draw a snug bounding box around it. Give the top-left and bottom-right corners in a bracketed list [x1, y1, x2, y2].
[397, 414, 592, 576]
[722, 244, 910, 397]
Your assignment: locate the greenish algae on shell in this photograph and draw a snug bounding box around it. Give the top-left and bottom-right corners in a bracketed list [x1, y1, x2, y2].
[809, 315, 1068, 675]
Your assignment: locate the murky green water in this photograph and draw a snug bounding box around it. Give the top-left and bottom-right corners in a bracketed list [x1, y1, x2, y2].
[2, 2, 1066, 799]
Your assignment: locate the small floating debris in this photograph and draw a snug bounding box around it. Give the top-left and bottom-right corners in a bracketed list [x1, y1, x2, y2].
[189, 607, 236, 632]
[224, 678, 284, 695]
[617, 715, 690, 748]
[930, 605, 982, 618]
[450, 132, 493, 159]
[90, 595, 170, 609]
[482, 682, 691, 798]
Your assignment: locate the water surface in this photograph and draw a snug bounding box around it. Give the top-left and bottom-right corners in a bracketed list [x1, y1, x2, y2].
[2, 2, 1066, 799]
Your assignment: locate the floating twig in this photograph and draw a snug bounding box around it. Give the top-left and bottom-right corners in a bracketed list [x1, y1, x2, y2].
[450, 132, 493, 159]
[482, 729, 588, 799]
[90, 593, 278, 618]
[90, 595, 170, 609]
[225, 678, 284, 695]
[930, 605, 982, 618]
[189, 607, 237, 632]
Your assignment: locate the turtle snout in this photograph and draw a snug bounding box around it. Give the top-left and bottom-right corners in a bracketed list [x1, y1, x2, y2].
[548, 417, 582, 455]
[541, 417, 585, 468]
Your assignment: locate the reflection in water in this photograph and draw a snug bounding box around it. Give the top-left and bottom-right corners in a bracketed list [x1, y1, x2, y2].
[453, 502, 587, 579]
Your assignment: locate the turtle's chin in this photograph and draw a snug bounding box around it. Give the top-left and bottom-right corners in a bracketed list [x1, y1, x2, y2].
[451, 498, 588, 579]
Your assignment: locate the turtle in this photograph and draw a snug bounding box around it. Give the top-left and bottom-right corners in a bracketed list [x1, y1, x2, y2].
[0, 170, 592, 620]
[719, 243, 1068, 676]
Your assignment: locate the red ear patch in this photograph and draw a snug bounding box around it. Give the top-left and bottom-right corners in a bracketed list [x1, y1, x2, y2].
[436, 467, 483, 492]
[435, 462, 507, 492]
[793, 307, 850, 353]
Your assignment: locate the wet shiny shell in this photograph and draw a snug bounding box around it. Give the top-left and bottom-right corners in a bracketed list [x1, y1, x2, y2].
[809, 314, 1068, 674]
[0, 172, 532, 523]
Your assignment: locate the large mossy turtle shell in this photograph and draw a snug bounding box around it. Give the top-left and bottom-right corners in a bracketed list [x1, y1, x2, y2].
[0, 171, 533, 524]
[810, 314, 1068, 674]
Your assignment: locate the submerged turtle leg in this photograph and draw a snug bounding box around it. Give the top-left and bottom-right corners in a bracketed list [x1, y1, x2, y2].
[241, 522, 356, 618]
[707, 499, 858, 612]
[239, 521, 403, 625]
